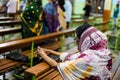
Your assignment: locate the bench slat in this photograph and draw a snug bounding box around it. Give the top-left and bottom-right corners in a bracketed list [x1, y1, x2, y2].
[0, 17, 13, 21]
[52, 75, 62, 80]
[0, 60, 24, 73]
[36, 69, 54, 79]
[41, 70, 59, 80]
[0, 20, 22, 26]
[112, 55, 120, 79]
[112, 65, 120, 80]
[0, 27, 22, 36]
[0, 59, 13, 66]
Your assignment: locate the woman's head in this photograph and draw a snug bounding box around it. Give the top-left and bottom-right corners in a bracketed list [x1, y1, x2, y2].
[58, 0, 65, 11]
[75, 24, 91, 50]
[75, 24, 107, 52]
[75, 24, 91, 39]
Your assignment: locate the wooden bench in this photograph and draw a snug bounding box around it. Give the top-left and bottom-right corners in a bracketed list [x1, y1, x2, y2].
[0, 27, 22, 36]
[0, 20, 22, 26]
[0, 28, 76, 80]
[72, 18, 95, 24]
[0, 17, 13, 21]
[0, 20, 22, 43]
[94, 20, 110, 26]
[24, 38, 78, 80]
[94, 20, 110, 32]
[112, 55, 120, 80]
[104, 30, 120, 50]
[71, 18, 95, 27]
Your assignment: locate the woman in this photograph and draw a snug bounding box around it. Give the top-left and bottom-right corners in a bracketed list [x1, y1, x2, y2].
[113, 4, 119, 33]
[83, 0, 92, 20]
[21, 0, 44, 38]
[57, 0, 66, 31]
[64, 0, 72, 29]
[37, 24, 111, 80]
[43, 0, 66, 32]
[42, 0, 59, 33]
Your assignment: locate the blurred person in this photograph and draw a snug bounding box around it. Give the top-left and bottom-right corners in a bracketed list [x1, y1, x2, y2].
[57, 0, 67, 31]
[21, 0, 44, 38]
[113, 4, 119, 33]
[43, 0, 66, 32]
[64, 0, 72, 29]
[1, 0, 9, 16]
[6, 0, 16, 19]
[19, 0, 26, 12]
[83, 0, 92, 20]
[42, 0, 59, 33]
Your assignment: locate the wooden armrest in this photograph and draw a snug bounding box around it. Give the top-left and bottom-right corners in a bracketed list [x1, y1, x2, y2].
[25, 62, 50, 76]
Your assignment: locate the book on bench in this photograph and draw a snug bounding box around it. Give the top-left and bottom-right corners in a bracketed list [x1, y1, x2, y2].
[6, 52, 28, 62]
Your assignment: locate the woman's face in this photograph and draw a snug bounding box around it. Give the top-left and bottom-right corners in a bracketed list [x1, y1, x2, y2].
[74, 37, 80, 50]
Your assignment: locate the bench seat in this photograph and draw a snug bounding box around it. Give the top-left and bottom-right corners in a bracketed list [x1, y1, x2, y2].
[0, 41, 61, 78]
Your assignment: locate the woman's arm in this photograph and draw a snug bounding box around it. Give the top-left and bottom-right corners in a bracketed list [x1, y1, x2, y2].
[42, 48, 61, 56]
[37, 47, 58, 67]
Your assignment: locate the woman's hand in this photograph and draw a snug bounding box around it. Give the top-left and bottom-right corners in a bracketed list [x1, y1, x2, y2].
[37, 46, 47, 56]
[37, 46, 58, 67]
[40, 47, 61, 56]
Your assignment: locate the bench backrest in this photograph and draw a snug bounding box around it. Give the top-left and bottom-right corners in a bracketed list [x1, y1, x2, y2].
[0, 17, 13, 21]
[0, 20, 22, 43]
[94, 20, 110, 26]
[0, 28, 76, 54]
[0, 27, 22, 36]
[0, 20, 22, 26]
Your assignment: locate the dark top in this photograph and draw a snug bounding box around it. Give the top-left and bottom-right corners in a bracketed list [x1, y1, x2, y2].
[83, 0, 91, 17]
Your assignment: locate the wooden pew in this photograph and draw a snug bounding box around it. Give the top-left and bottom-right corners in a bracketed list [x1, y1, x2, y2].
[0, 28, 76, 79]
[0, 17, 13, 21]
[94, 20, 110, 31]
[0, 20, 22, 26]
[112, 55, 120, 80]
[0, 27, 22, 36]
[72, 18, 95, 24]
[94, 20, 110, 26]
[0, 20, 22, 43]
[71, 18, 95, 27]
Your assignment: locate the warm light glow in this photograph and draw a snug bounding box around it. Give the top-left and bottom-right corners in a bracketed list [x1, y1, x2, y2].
[98, 6, 101, 10]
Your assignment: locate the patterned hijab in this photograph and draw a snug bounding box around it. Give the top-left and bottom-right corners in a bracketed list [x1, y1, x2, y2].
[78, 26, 108, 52]
[21, 0, 44, 37]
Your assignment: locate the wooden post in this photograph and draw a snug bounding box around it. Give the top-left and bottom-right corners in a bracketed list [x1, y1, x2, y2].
[102, 0, 112, 32]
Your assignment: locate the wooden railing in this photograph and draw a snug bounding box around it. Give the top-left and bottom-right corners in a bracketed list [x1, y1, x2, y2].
[94, 20, 110, 26]
[0, 28, 76, 53]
